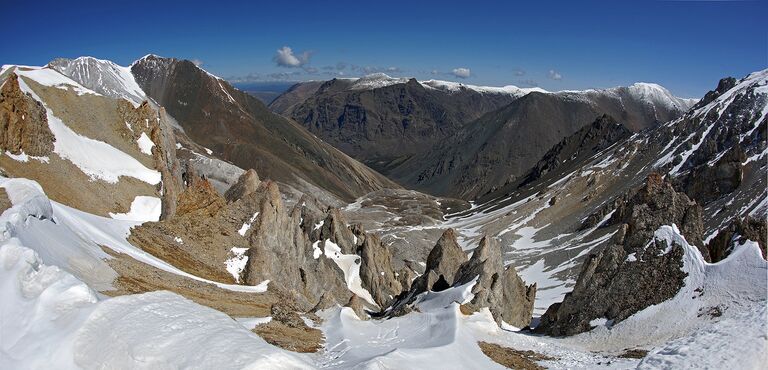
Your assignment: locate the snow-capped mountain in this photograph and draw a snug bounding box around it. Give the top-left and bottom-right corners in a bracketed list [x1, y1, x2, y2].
[47, 56, 147, 106]
[271, 73, 696, 199]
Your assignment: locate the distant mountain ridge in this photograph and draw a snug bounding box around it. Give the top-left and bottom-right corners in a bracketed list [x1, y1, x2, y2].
[271, 73, 696, 199]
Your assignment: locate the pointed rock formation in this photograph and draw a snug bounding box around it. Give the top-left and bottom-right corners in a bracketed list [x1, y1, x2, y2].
[411, 228, 467, 293]
[387, 230, 535, 328]
[117, 100, 183, 220]
[358, 231, 402, 308]
[0, 73, 54, 157]
[453, 236, 537, 327]
[224, 169, 260, 202]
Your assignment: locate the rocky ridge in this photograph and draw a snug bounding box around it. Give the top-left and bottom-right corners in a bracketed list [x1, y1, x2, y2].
[0, 73, 55, 157]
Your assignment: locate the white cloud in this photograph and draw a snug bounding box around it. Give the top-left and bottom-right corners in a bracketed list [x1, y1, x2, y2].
[190, 59, 204, 67]
[548, 69, 562, 80]
[274, 46, 310, 68]
[452, 67, 471, 78]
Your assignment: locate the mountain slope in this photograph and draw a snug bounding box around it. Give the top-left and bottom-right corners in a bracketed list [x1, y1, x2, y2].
[272, 75, 522, 172]
[274, 75, 695, 199]
[129, 55, 398, 202]
[390, 85, 693, 199]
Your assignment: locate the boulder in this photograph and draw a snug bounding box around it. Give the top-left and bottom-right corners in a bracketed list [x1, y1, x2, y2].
[224, 169, 261, 202]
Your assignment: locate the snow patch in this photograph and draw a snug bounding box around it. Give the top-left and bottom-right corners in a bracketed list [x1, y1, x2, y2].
[136, 132, 154, 155]
[108, 196, 161, 222]
[225, 247, 250, 283]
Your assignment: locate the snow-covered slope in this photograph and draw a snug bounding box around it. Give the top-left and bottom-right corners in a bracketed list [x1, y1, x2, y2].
[48, 56, 147, 106]
[2, 182, 763, 370]
[6, 66, 161, 185]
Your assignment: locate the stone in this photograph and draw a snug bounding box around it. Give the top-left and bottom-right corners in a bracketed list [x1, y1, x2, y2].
[224, 169, 260, 202]
[0, 73, 55, 157]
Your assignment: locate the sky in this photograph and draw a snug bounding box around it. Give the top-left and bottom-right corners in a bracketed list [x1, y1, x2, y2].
[2, 0, 766, 98]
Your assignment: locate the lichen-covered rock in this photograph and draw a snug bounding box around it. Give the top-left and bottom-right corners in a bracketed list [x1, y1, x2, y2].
[224, 169, 260, 202]
[0, 73, 55, 157]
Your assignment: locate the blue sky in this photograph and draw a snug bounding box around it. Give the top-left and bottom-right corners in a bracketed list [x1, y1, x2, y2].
[3, 0, 766, 98]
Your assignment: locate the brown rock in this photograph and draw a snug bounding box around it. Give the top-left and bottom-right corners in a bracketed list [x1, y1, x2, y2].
[345, 295, 369, 320]
[224, 169, 260, 202]
[175, 175, 225, 217]
[0, 73, 54, 156]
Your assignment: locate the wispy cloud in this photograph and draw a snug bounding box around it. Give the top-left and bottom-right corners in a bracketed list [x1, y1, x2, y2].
[452, 67, 471, 78]
[190, 59, 204, 67]
[274, 46, 311, 68]
[548, 69, 563, 81]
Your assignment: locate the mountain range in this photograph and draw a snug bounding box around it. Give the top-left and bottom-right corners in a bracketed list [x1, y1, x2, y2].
[0, 54, 765, 369]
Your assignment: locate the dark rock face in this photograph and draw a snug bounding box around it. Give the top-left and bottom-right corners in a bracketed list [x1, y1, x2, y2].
[519, 114, 631, 187]
[0, 73, 55, 157]
[535, 174, 703, 336]
[692, 77, 737, 111]
[131, 55, 398, 202]
[676, 146, 745, 205]
[707, 217, 767, 262]
[275, 78, 518, 174]
[611, 173, 705, 257]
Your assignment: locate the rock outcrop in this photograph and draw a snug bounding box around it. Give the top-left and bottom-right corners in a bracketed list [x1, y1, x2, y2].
[0, 73, 55, 157]
[453, 236, 537, 327]
[413, 228, 467, 292]
[388, 229, 536, 327]
[175, 174, 226, 217]
[707, 217, 767, 262]
[117, 100, 183, 220]
[535, 173, 703, 336]
[224, 169, 260, 202]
